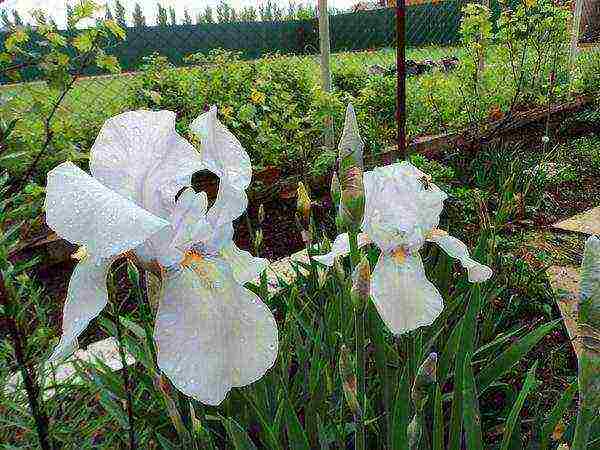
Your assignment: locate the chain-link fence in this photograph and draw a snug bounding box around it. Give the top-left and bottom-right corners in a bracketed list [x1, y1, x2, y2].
[0, 0, 594, 177]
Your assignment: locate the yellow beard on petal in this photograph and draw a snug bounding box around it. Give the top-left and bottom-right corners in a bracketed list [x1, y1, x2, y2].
[181, 250, 219, 289]
[392, 247, 408, 264]
[71, 246, 88, 261]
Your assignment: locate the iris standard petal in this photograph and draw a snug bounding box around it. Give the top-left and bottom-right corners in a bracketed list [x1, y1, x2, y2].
[154, 263, 277, 405]
[428, 232, 493, 283]
[219, 242, 269, 284]
[313, 232, 372, 266]
[45, 162, 169, 259]
[190, 106, 252, 189]
[190, 106, 251, 226]
[361, 162, 448, 252]
[89, 110, 204, 218]
[371, 253, 444, 335]
[49, 256, 111, 361]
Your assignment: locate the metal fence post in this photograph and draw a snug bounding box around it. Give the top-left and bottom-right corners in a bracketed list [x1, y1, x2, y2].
[397, 0, 406, 161]
[570, 0, 584, 74]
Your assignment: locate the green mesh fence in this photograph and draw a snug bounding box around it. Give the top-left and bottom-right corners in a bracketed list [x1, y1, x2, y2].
[1, 4, 469, 83]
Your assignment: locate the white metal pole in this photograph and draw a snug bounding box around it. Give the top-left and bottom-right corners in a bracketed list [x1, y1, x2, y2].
[318, 0, 332, 93]
[570, 0, 584, 67]
[318, 0, 334, 148]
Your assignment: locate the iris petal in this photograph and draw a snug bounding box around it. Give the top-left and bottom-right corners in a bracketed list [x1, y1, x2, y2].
[428, 232, 493, 283]
[50, 256, 111, 361]
[154, 263, 278, 405]
[190, 106, 251, 227]
[371, 253, 444, 335]
[89, 110, 204, 218]
[45, 162, 169, 260]
[313, 232, 372, 266]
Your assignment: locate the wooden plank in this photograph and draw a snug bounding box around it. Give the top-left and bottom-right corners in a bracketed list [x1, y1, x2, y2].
[547, 265, 582, 357]
[553, 207, 600, 236]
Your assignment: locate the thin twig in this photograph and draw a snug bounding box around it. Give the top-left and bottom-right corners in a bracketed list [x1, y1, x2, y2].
[0, 275, 53, 450]
[7, 36, 102, 197]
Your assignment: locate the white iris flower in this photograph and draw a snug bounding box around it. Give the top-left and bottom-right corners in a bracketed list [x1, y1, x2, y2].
[45, 107, 278, 405]
[315, 161, 492, 335]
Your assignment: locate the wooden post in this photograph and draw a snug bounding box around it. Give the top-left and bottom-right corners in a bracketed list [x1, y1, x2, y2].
[318, 0, 335, 148]
[318, 0, 332, 92]
[570, 0, 584, 70]
[478, 0, 490, 76]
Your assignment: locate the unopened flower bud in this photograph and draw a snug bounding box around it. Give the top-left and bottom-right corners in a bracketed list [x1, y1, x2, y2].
[411, 352, 438, 412]
[331, 171, 341, 208]
[296, 182, 312, 223]
[338, 166, 365, 232]
[338, 344, 361, 417]
[333, 255, 345, 279]
[317, 267, 328, 289]
[253, 229, 264, 253]
[351, 256, 370, 310]
[338, 104, 364, 172]
[258, 204, 265, 225]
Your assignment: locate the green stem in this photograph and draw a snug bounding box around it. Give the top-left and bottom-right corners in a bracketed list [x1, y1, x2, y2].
[572, 412, 593, 450]
[108, 272, 136, 450]
[355, 304, 366, 450]
[349, 230, 360, 270]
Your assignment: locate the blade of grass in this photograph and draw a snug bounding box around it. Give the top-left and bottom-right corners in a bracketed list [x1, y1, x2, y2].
[476, 319, 560, 393]
[221, 417, 258, 450]
[539, 382, 577, 450]
[499, 362, 539, 450]
[462, 353, 484, 450]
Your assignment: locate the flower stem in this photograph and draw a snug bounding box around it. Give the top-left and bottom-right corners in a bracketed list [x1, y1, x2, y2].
[354, 302, 367, 450]
[349, 230, 360, 270]
[108, 271, 136, 450]
[0, 275, 53, 450]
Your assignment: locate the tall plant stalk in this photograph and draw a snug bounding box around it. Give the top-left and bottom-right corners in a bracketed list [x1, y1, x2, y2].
[0, 273, 53, 450]
[108, 270, 136, 450]
[350, 246, 369, 450]
[354, 303, 366, 450]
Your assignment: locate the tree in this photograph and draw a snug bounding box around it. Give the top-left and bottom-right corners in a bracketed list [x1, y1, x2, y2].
[66, 4, 76, 30]
[287, 1, 298, 20]
[133, 2, 146, 28]
[157, 3, 168, 27]
[240, 6, 257, 22]
[12, 9, 24, 26]
[168, 6, 176, 25]
[272, 3, 283, 21]
[203, 6, 214, 23]
[216, 0, 231, 23]
[183, 8, 192, 25]
[105, 5, 114, 20]
[1, 10, 11, 29]
[114, 0, 127, 27]
[297, 4, 316, 20]
[259, 1, 273, 21]
[230, 8, 238, 22]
